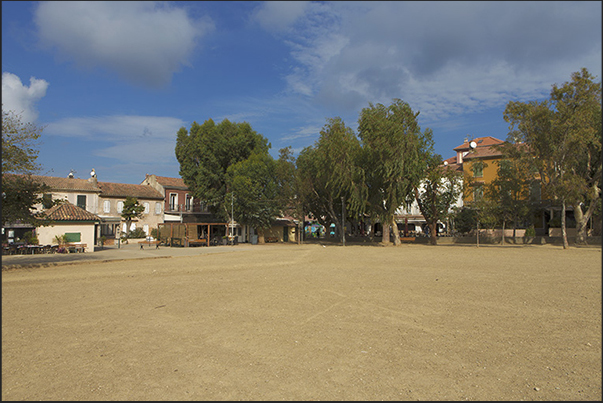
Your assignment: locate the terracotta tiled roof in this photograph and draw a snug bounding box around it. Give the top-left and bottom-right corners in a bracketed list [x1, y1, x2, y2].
[44, 202, 100, 222]
[463, 146, 504, 160]
[28, 175, 101, 192]
[98, 182, 164, 199]
[438, 156, 463, 172]
[453, 136, 504, 151]
[152, 175, 188, 189]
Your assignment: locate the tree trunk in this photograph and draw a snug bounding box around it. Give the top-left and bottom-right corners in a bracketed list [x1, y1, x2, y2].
[561, 200, 568, 249]
[381, 220, 390, 245]
[257, 228, 265, 244]
[574, 185, 599, 245]
[501, 220, 506, 246]
[574, 203, 587, 245]
[476, 220, 480, 248]
[429, 222, 438, 245]
[391, 216, 401, 246]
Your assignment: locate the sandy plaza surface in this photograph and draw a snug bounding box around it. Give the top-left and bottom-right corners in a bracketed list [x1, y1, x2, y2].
[2, 242, 601, 400]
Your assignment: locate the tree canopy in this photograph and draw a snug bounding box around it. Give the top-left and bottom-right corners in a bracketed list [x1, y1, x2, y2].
[414, 154, 462, 245]
[175, 118, 271, 222]
[358, 99, 433, 245]
[296, 117, 364, 237]
[2, 109, 55, 227]
[121, 196, 145, 239]
[226, 152, 281, 242]
[504, 68, 602, 247]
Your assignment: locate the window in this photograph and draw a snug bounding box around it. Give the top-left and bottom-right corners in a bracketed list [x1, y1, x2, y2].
[77, 195, 86, 210]
[143, 224, 149, 235]
[100, 224, 114, 236]
[169, 193, 177, 211]
[472, 163, 483, 178]
[155, 202, 161, 215]
[473, 185, 484, 201]
[143, 202, 150, 214]
[117, 201, 124, 213]
[103, 200, 111, 213]
[185, 194, 192, 211]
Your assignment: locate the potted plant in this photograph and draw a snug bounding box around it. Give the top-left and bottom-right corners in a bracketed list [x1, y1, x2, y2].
[98, 235, 107, 250]
[53, 234, 68, 253]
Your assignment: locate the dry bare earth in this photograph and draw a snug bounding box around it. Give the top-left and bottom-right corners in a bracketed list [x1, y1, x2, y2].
[2, 243, 601, 401]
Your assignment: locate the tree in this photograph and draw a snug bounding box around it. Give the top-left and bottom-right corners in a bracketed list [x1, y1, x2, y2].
[485, 143, 536, 244]
[225, 152, 281, 244]
[121, 196, 144, 241]
[358, 99, 432, 245]
[414, 154, 463, 245]
[275, 147, 304, 243]
[550, 69, 601, 245]
[504, 68, 602, 248]
[2, 109, 55, 227]
[2, 108, 43, 174]
[175, 119, 270, 222]
[295, 117, 364, 239]
[451, 206, 478, 235]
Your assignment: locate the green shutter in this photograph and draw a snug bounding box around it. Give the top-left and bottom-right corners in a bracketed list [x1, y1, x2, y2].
[64, 232, 81, 242]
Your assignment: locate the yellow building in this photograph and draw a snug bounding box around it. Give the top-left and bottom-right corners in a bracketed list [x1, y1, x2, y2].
[452, 136, 505, 203]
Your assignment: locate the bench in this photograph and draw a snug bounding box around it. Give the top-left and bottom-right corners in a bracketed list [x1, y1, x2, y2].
[188, 238, 208, 247]
[139, 239, 161, 249]
[265, 237, 279, 243]
[66, 243, 87, 253]
[400, 237, 416, 243]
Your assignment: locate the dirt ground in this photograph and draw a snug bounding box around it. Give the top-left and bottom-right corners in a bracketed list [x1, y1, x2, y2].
[2, 243, 601, 401]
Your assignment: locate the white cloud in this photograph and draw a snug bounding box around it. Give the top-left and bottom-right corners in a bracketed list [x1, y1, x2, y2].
[1, 72, 49, 122]
[94, 138, 177, 165]
[251, 1, 310, 33]
[33, 1, 214, 88]
[43, 115, 187, 165]
[44, 115, 186, 140]
[260, 1, 602, 120]
[280, 124, 322, 142]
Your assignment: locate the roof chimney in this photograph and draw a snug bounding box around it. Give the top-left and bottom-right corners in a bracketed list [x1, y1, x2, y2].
[88, 168, 97, 184]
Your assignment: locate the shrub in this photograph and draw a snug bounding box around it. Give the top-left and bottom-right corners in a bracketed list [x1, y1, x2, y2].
[127, 228, 146, 239]
[23, 231, 39, 245]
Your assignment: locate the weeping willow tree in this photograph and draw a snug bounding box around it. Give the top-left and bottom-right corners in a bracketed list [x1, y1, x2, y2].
[296, 117, 365, 239]
[358, 99, 433, 245]
[504, 68, 601, 248]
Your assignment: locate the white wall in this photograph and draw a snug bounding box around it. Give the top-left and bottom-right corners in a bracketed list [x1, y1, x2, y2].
[37, 223, 96, 253]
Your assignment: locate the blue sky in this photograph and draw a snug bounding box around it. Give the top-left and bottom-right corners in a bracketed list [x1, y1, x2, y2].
[2, 1, 601, 184]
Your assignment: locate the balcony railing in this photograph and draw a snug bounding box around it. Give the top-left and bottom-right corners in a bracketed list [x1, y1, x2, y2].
[167, 204, 209, 214]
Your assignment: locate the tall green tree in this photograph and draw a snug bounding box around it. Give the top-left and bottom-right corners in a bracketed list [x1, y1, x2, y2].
[296, 117, 364, 239]
[414, 154, 463, 245]
[504, 68, 601, 248]
[275, 146, 298, 218]
[2, 109, 55, 227]
[485, 143, 536, 244]
[121, 196, 145, 241]
[275, 147, 305, 243]
[226, 153, 281, 243]
[550, 68, 601, 245]
[358, 99, 433, 245]
[175, 118, 270, 222]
